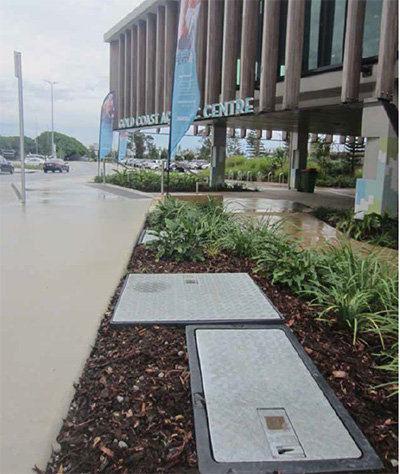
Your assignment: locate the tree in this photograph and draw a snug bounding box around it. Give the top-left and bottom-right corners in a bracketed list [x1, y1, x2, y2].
[310, 137, 331, 178]
[245, 130, 264, 157]
[182, 149, 196, 161]
[344, 137, 365, 175]
[35, 132, 88, 158]
[0, 136, 36, 158]
[132, 131, 146, 158]
[273, 147, 288, 171]
[160, 148, 168, 159]
[197, 136, 212, 161]
[227, 135, 243, 156]
[144, 135, 158, 159]
[88, 144, 98, 159]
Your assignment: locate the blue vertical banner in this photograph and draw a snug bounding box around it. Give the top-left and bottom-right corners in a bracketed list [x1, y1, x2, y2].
[99, 91, 116, 160]
[117, 131, 129, 162]
[168, 0, 201, 160]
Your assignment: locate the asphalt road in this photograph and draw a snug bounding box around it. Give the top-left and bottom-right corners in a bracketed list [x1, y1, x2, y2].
[0, 161, 117, 185]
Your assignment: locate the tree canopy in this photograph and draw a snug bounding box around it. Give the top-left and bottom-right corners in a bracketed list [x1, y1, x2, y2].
[0, 132, 88, 159]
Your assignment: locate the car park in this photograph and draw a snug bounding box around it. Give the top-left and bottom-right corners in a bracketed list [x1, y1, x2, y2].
[43, 159, 70, 173]
[0, 156, 14, 174]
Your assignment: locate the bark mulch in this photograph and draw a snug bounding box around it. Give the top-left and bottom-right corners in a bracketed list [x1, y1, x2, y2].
[40, 246, 398, 474]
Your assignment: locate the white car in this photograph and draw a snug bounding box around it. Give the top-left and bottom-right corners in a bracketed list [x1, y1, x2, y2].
[26, 157, 45, 165]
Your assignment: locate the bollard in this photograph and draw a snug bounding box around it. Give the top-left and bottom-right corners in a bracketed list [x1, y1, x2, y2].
[196, 182, 199, 194]
[257, 172, 263, 182]
[247, 171, 252, 182]
[268, 171, 273, 182]
[279, 173, 285, 184]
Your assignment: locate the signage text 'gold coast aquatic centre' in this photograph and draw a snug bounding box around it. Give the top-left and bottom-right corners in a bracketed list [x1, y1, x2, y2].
[118, 97, 254, 129]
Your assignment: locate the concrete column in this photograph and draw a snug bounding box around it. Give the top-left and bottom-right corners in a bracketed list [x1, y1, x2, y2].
[130, 26, 138, 117]
[260, 0, 280, 111]
[341, 0, 366, 103]
[110, 41, 119, 92]
[375, 0, 398, 101]
[355, 101, 398, 217]
[288, 132, 308, 190]
[221, 0, 241, 102]
[197, 0, 209, 108]
[110, 41, 119, 129]
[210, 124, 227, 189]
[165, 0, 179, 111]
[146, 13, 157, 114]
[118, 34, 125, 121]
[137, 21, 146, 116]
[124, 30, 131, 118]
[155, 6, 165, 114]
[240, 0, 259, 99]
[205, 0, 224, 105]
[283, 0, 306, 109]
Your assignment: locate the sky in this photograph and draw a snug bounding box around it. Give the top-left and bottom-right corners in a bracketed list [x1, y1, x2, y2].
[0, 0, 143, 147]
[0, 0, 287, 153]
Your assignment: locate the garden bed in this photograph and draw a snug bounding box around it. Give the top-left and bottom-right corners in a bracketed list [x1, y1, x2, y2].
[312, 207, 398, 249]
[40, 245, 398, 474]
[94, 169, 252, 193]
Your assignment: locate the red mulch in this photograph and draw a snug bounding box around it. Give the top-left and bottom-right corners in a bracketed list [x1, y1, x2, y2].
[40, 246, 398, 474]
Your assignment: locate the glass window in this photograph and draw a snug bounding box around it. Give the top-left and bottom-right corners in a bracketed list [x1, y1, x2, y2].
[330, 0, 346, 65]
[308, 0, 321, 70]
[302, 0, 347, 72]
[362, 0, 382, 58]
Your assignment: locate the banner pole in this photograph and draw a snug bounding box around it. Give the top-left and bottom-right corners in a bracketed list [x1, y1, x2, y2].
[166, 2, 181, 197]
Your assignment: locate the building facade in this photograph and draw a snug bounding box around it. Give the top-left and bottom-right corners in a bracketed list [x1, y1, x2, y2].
[105, 0, 398, 216]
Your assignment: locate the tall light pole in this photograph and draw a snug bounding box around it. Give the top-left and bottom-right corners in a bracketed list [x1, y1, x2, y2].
[14, 51, 26, 203]
[45, 80, 57, 157]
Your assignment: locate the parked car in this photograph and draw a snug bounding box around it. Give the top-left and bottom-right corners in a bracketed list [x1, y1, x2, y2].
[0, 156, 14, 174]
[26, 157, 46, 166]
[44, 159, 69, 173]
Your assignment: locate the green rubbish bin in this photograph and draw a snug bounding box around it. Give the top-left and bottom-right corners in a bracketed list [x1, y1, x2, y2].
[299, 168, 318, 193]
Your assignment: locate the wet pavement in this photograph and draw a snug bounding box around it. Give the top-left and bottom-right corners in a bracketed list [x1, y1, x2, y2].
[0, 163, 151, 473]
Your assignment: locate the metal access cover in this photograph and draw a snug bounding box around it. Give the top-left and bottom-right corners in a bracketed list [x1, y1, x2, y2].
[111, 273, 282, 325]
[187, 325, 382, 474]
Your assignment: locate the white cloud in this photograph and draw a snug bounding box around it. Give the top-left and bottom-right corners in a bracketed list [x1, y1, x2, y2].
[0, 0, 142, 145]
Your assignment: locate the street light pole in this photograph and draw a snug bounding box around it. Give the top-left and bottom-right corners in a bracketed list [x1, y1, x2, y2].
[45, 80, 57, 158]
[14, 51, 26, 203]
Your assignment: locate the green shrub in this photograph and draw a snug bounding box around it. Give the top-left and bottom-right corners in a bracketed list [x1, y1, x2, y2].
[217, 218, 282, 258]
[147, 198, 237, 261]
[312, 208, 398, 249]
[316, 175, 356, 188]
[94, 169, 202, 192]
[255, 239, 320, 292]
[150, 215, 205, 262]
[300, 245, 391, 342]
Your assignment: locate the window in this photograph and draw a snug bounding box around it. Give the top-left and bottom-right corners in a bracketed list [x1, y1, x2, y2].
[362, 0, 382, 59]
[302, 0, 347, 72]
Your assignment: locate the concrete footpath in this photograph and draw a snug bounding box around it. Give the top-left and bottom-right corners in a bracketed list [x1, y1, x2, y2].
[0, 174, 151, 473]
